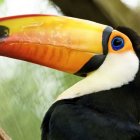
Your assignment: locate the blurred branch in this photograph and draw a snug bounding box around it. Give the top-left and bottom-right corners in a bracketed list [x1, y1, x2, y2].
[0, 128, 11, 140]
[51, 0, 140, 33]
[50, 0, 114, 26]
[94, 0, 140, 32]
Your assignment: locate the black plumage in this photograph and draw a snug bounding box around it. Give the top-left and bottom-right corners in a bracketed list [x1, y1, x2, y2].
[41, 27, 140, 140]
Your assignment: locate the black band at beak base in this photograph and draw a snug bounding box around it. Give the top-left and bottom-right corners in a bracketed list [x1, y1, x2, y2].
[75, 26, 113, 77]
[102, 26, 113, 55]
[75, 55, 106, 77]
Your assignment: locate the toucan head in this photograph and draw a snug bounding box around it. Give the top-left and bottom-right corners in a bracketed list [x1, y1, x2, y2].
[115, 26, 140, 88]
[0, 15, 140, 91]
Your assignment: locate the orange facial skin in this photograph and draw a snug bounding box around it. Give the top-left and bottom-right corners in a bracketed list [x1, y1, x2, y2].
[108, 30, 134, 54]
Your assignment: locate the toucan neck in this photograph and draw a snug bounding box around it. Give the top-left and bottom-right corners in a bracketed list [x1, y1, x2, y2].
[53, 83, 140, 122]
[56, 52, 139, 101]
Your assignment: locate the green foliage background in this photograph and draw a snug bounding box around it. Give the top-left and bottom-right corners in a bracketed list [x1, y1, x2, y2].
[0, 58, 81, 139]
[0, 0, 4, 4]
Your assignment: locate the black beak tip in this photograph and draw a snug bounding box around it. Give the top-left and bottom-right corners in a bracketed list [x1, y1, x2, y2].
[0, 25, 9, 39]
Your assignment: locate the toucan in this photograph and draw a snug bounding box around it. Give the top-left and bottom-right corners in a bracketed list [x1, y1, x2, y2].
[0, 14, 140, 140]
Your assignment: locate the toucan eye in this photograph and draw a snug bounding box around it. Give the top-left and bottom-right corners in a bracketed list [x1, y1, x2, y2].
[111, 37, 124, 51]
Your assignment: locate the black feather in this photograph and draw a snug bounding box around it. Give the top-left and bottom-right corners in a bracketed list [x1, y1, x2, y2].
[116, 26, 140, 56]
[41, 85, 140, 140]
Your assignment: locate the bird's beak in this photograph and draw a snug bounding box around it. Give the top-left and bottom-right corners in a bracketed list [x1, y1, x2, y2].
[0, 15, 113, 76]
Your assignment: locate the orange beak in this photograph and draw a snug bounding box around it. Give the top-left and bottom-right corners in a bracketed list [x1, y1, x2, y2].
[0, 15, 113, 76]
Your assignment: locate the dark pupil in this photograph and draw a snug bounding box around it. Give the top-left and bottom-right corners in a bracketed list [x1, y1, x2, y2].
[0, 25, 9, 38]
[113, 38, 122, 46]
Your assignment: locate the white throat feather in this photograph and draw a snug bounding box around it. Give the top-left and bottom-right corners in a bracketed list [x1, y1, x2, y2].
[56, 51, 139, 101]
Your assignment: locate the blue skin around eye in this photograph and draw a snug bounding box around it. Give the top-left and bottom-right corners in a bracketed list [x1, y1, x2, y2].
[111, 37, 124, 51]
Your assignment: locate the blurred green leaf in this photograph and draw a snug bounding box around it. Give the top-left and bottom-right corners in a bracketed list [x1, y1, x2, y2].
[0, 0, 4, 5]
[0, 58, 81, 140]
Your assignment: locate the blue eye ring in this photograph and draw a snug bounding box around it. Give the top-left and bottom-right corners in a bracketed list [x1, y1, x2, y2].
[111, 37, 124, 51]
